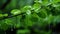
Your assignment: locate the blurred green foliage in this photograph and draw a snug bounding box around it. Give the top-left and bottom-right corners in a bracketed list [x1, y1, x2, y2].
[0, 0, 60, 34]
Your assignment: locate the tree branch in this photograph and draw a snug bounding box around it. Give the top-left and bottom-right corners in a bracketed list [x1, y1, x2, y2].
[0, 13, 25, 20]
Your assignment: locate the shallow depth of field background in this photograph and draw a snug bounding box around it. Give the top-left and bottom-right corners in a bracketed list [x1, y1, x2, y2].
[0, 0, 60, 34]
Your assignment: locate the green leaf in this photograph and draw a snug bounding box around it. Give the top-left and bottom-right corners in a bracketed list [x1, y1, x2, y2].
[0, 14, 3, 18]
[11, 9, 21, 15]
[17, 29, 30, 34]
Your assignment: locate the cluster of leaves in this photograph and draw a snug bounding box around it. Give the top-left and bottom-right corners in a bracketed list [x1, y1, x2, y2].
[0, 0, 60, 34]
